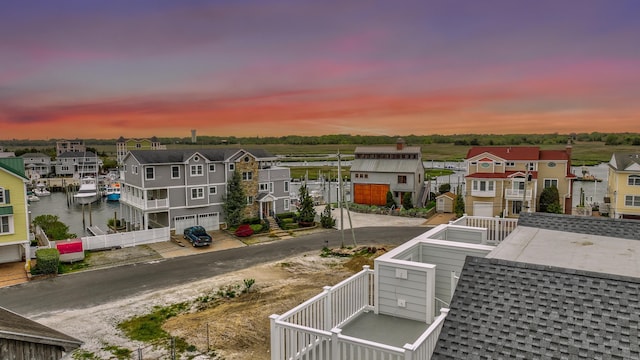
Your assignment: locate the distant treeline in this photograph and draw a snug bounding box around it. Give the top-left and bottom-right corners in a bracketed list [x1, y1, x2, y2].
[2, 132, 640, 149]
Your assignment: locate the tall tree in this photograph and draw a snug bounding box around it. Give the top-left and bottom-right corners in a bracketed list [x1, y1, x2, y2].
[402, 193, 413, 210]
[454, 192, 465, 217]
[297, 184, 317, 226]
[223, 170, 246, 227]
[386, 191, 397, 208]
[539, 186, 562, 213]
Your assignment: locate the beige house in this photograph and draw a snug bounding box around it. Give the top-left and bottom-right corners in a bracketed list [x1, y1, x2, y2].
[606, 152, 640, 220]
[464, 145, 575, 217]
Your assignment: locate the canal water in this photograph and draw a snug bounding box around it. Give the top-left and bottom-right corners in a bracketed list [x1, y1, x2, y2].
[28, 192, 120, 237]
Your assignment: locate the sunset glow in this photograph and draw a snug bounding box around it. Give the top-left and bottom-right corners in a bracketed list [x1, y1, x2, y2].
[2, 0, 639, 139]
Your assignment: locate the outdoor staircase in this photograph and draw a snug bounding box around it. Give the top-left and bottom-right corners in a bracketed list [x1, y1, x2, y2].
[267, 216, 292, 240]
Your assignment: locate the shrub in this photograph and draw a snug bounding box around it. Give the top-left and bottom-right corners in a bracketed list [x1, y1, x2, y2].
[320, 204, 336, 228]
[31, 248, 60, 275]
[402, 193, 413, 210]
[249, 224, 263, 233]
[235, 224, 254, 237]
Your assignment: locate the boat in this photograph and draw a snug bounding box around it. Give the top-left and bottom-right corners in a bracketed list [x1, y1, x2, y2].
[105, 182, 121, 201]
[34, 184, 51, 197]
[27, 191, 40, 202]
[74, 176, 99, 204]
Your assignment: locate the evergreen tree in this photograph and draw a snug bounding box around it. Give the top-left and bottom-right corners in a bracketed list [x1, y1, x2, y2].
[222, 170, 246, 227]
[297, 184, 317, 225]
[385, 191, 397, 208]
[439, 183, 451, 194]
[539, 185, 562, 213]
[454, 192, 465, 217]
[402, 193, 413, 210]
[320, 204, 336, 228]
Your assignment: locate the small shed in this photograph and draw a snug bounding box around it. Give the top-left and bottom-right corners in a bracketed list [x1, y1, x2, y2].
[0, 306, 83, 359]
[436, 192, 456, 213]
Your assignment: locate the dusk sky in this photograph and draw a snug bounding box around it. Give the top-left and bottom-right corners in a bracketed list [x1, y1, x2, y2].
[2, 0, 639, 140]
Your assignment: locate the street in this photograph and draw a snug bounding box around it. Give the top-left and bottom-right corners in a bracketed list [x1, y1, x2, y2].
[0, 226, 426, 316]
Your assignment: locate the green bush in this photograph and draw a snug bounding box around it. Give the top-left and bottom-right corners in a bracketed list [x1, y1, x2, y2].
[278, 212, 296, 219]
[242, 217, 262, 225]
[249, 224, 263, 233]
[31, 248, 60, 275]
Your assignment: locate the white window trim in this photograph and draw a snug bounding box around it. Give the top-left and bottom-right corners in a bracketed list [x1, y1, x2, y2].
[229, 163, 235, 172]
[284, 181, 289, 192]
[190, 164, 204, 177]
[209, 186, 217, 195]
[171, 166, 180, 179]
[544, 178, 558, 188]
[145, 166, 155, 180]
[628, 175, 640, 186]
[0, 215, 13, 235]
[259, 182, 269, 192]
[132, 165, 138, 175]
[191, 187, 205, 200]
[247, 196, 254, 205]
[209, 164, 216, 172]
[625, 195, 640, 207]
[284, 198, 290, 210]
[242, 171, 253, 181]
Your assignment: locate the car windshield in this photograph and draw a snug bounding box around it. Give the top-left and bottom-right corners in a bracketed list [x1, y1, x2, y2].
[192, 227, 206, 235]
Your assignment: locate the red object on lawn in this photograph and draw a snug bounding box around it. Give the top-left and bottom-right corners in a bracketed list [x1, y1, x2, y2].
[235, 224, 254, 237]
[56, 239, 84, 254]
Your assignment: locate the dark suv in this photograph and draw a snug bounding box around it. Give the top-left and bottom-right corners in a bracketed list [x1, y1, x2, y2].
[183, 226, 213, 247]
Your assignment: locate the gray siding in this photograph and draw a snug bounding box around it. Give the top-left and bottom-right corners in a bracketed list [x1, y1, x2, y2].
[123, 158, 143, 187]
[419, 244, 491, 305]
[444, 228, 485, 244]
[377, 264, 428, 322]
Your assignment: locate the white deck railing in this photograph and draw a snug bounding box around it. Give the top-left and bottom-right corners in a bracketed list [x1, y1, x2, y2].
[74, 227, 169, 251]
[271, 267, 448, 360]
[120, 194, 169, 210]
[449, 216, 517, 243]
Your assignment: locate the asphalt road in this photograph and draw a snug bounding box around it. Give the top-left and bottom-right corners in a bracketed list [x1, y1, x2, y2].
[0, 226, 426, 316]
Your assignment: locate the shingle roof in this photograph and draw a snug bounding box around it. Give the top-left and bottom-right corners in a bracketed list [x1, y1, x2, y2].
[57, 151, 97, 158]
[350, 158, 421, 173]
[518, 212, 640, 240]
[610, 152, 640, 171]
[0, 306, 83, 351]
[432, 256, 640, 360]
[466, 146, 540, 160]
[128, 148, 274, 164]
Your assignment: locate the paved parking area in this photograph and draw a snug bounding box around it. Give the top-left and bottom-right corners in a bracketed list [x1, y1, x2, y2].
[149, 230, 247, 258]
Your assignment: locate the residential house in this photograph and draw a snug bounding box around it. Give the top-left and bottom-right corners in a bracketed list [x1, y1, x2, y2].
[116, 136, 166, 166]
[120, 149, 290, 233]
[350, 138, 425, 207]
[55, 151, 100, 177]
[0, 158, 30, 264]
[271, 211, 640, 359]
[0, 306, 82, 359]
[20, 152, 53, 181]
[464, 145, 574, 217]
[55, 139, 86, 157]
[606, 152, 640, 219]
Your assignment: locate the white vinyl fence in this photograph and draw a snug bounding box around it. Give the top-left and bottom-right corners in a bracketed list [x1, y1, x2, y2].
[50, 227, 170, 251]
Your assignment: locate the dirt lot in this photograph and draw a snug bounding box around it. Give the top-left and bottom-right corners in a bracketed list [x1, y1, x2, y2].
[36, 248, 383, 360]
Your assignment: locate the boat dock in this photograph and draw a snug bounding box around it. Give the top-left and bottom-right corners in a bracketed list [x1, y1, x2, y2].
[87, 226, 108, 236]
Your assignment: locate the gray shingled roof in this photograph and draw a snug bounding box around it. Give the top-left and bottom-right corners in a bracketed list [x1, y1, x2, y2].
[57, 151, 97, 158]
[350, 159, 421, 173]
[0, 306, 83, 351]
[432, 256, 640, 359]
[128, 148, 274, 164]
[610, 152, 640, 171]
[518, 212, 640, 240]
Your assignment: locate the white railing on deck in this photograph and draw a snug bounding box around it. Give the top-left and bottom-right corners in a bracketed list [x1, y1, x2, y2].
[70, 227, 170, 251]
[120, 194, 169, 210]
[450, 216, 517, 243]
[271, 267, 449, 360]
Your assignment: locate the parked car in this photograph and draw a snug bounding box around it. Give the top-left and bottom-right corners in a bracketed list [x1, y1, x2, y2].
[183, 226, 212, 247]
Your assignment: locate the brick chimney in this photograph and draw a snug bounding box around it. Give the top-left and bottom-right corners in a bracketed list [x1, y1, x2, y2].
[396, 138, 405, 151]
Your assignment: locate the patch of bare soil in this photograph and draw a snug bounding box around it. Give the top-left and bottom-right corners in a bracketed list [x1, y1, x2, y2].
[163, 247, 389, 360]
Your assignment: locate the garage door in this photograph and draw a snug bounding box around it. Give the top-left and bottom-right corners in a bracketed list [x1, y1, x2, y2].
[174, 215, 197, 234]
[198, 212, 220, 231]
[354, 184, 389, 206]
[473, 202, 494, 217]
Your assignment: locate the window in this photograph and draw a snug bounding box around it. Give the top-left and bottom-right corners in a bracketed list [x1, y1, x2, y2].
[209, 186, 217, 195]
[269, 182, 274, 193]
[284, 198, 290, 210]
[0, 188, 4, 204]
[528, 162, 535, 171]
[628, 175, 640, 186]
[191, 187, 205, 199]
[190, 164, 204, 176]
[171, 166, 180, 179]
[505, 162, 515, 167]
[246, 196, 254, 204]
[473, 180, 494, 191]
[480, 162, 491, 168]
[145, 167, 155, 180]
[229, 163, 235, 171]
[0, 215, 11, 234]
[495, 162, 502, 166]
[209, 164, 216, 172]
[259, 183, 269, 192]
[284, 181, 289, 192]
[625, 195, 640, 207]
[244, 156, 250, 162]
[512, 201, 523, 214]
[398, 175, 407, 184]
[242, 172, 253, 181]
[544, 179, 558, 188]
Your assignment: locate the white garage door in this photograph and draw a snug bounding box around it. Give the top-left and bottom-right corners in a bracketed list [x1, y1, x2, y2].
[473, 202, 494, 217]
[174, 215, 197, 235]
[198, 212, 220, 231]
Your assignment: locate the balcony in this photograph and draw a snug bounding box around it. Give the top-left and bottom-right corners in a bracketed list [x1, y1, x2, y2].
[120, 193, 169, 210]
[504, 189, 532, 200]
[470, 189, 496, 197]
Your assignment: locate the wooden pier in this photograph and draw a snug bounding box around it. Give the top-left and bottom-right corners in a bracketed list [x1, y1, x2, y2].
[86, 226, 107, 236]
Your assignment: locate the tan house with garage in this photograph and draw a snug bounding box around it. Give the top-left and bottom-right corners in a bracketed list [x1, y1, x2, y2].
[350, 138, 425, 207]
[464, 145, 575, 217]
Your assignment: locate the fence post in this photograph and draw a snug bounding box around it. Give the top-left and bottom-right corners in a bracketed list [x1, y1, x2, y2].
[137, 347, 142, 360]
[403, 343, 414, 360]
[323, 286, 332, 330]
[269, 314, 280, 360]
[331, 328, 341, 360]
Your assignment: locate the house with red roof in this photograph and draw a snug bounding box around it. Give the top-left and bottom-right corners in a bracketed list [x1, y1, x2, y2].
[464, 144, 575, 217]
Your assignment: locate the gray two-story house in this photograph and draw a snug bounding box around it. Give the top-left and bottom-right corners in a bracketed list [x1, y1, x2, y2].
[20, 153, 53, 180]
[350, 138, 425, 207]
[119, 149, 290, 233]
[54, 151, 100, 177]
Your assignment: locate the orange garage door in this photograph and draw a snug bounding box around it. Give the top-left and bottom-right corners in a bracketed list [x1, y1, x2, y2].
[354, 184, 390, 206]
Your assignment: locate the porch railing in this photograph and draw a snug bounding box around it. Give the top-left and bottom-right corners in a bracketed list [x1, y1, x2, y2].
[270, 267, 448, 360]
[120, 193, 169, 210]
[449, 216, 517, 243]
